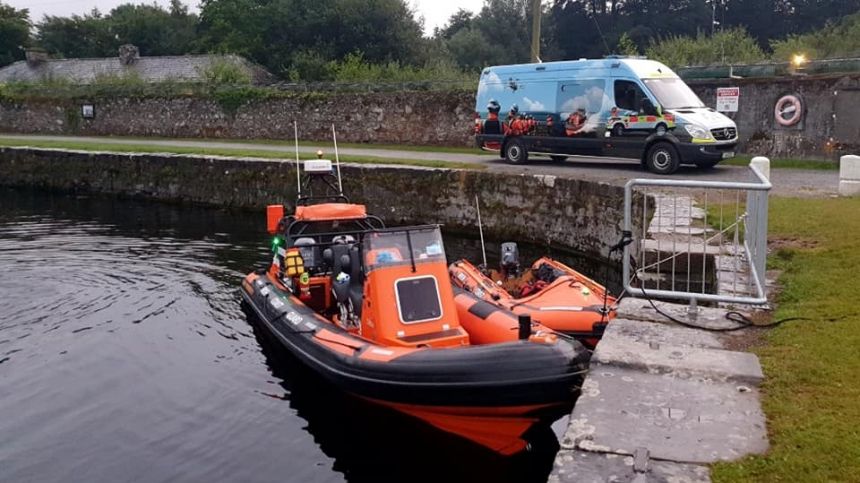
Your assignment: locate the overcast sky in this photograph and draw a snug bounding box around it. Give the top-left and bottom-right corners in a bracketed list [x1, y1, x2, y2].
[9, 0, 485, 35]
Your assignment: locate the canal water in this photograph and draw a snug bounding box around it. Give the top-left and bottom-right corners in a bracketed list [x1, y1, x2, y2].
[0, 187, 617, 483]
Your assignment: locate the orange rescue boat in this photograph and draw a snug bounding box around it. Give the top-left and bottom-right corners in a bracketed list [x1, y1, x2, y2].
[241, 159, 589, 455]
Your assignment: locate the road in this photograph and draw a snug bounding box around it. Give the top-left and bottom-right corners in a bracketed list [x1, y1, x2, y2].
[0, 134, 839, 197]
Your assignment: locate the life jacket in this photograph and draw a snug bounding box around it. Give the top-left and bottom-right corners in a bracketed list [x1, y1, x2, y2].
[483, 112, 502, 135]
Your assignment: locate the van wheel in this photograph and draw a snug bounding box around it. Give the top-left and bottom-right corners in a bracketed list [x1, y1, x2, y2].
[645, 142, 680, 174]
[612, 124, 624, 137]
[504, 139, 529, 164]
[550, 155, 567, 163]
[655, 123, 667, 136]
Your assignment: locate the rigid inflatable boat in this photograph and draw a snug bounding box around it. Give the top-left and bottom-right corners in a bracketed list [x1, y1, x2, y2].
[449, 243, 617, 348]
[241, 158, 589, 455]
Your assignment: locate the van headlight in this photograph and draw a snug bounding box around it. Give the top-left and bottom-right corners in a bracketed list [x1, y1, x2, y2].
[684, 124, 714, 141]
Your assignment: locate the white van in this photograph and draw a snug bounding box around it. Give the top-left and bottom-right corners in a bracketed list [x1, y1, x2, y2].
[473, 57, 738, 174]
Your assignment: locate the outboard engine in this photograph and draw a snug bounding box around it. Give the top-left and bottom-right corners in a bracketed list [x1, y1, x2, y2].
[499, 242, 520, 279]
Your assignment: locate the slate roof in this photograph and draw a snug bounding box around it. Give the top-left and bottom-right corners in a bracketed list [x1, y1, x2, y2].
[0, 54, 273, 85]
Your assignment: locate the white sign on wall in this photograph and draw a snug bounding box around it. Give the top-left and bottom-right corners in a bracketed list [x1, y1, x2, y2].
[716, 87, 739, 112]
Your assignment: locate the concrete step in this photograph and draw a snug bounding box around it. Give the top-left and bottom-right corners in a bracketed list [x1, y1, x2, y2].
[607, 318, 724, 349]
[615, 297, 749, 331]
[549, 449, 711, 483]
[560, 368, 768, 464]
[593, 335, 763, 385]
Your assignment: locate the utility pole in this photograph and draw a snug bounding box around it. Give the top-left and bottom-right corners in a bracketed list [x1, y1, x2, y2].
[530, 0, 541, 62]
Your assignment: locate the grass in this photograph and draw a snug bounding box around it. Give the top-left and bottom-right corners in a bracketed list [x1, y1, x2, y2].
[724, 155, 839, 170]
[712, 196, 860, 482]
[0, 139, 482, 170]
[0, 133, 483, 155]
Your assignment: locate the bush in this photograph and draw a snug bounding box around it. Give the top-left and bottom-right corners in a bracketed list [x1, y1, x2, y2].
[200, 58, 252, 86]
[326, 52, 473, 87]
[616, 33, 639, 56]
[646, 28, 767, 68]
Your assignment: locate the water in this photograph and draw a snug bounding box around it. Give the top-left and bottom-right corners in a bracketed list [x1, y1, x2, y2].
[0, 188, 615, 483]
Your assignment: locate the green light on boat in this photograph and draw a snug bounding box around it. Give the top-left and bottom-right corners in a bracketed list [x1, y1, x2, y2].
[271, 236, 283, 252]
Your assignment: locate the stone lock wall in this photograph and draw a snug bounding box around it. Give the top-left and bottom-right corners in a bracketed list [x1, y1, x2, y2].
[0, 147, 646, 261]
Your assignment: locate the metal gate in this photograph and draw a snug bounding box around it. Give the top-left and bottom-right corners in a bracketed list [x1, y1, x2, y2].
[622, 161, 771, 306]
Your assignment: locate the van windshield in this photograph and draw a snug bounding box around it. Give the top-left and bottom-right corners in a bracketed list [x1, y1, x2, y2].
[643, 78, 705, 109]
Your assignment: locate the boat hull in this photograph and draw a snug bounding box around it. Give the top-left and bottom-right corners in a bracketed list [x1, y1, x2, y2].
[241, 272, 589, 454]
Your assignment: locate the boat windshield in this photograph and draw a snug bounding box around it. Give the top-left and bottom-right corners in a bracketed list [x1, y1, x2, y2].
[364, 226, 446, 273]
[642, 78, 705, 109]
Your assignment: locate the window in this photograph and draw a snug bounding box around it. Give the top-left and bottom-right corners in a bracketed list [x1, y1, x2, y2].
[642, 78, 705, 109]
[395, 276, 443, 323]
[364, 226, 446, 273]
[557, 79, 607, 115]
[614, 80, 647, 112]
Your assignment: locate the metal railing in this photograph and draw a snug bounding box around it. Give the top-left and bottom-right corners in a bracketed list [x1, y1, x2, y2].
[622, 160, 771, 306]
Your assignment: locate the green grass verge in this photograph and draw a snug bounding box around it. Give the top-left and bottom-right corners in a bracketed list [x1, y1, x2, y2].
[724, 155, 839, 170]
[712, 196, 860, 482]
[0, 139, 482, 170]
[45, 135, 483, 155]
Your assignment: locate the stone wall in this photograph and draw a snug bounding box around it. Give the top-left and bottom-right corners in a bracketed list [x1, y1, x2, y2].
[3, 73, 851, 159]
[689, 74, 860, 160]
[0, 147, 645, 261]
[0, 91, 475, 146]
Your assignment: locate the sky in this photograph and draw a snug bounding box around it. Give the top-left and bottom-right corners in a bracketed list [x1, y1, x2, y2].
[9, 0, 486, 35]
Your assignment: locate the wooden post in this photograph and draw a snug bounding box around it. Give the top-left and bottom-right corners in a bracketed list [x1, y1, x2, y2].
[530, 0, 541, 63]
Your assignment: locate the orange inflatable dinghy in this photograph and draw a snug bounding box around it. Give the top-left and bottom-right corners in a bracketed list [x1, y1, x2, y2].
[450, 254, 616, 348]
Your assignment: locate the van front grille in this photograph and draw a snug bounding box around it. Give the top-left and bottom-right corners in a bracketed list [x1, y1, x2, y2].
[711, 127, 737, 141]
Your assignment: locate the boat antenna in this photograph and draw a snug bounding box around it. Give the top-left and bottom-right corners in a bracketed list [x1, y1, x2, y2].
[331, 124, 343, 195]
[294, 120, 301, 199]
[475, 195, 488, 269]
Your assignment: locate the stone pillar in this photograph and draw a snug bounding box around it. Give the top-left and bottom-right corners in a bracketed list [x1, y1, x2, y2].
[839, 155, 860, 196]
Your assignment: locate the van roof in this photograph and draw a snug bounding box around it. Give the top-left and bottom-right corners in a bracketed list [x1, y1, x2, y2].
[481, 58, 678, 80]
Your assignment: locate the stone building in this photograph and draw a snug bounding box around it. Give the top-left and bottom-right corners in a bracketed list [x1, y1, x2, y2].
[0, 45, 274, 85]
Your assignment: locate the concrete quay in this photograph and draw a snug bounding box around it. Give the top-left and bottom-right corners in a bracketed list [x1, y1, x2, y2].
[548, 298, 768, 482]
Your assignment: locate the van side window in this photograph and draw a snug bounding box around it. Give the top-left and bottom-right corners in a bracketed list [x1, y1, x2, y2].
[614, 80, 646, 112]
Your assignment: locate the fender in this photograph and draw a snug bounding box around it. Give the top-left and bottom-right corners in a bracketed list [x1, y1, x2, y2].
[640, 132, 683, 164]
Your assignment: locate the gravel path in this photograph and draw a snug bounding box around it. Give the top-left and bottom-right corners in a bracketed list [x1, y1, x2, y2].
[0, 134, 839, 197]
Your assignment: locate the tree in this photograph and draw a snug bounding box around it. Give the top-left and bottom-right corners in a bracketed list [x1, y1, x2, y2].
[771, 11, 860, 61]
[197, 0, 425, 78]
[0, 2, 31, 67]
[435, 9, 475, 40]
[36, 2, 197, 59]
[434, 0, 534, 70]
[108, 2, 197, 55]
[37, 10, 115, 59]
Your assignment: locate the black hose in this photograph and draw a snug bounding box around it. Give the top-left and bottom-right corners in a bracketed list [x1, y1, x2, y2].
[606, 230, 810, 332]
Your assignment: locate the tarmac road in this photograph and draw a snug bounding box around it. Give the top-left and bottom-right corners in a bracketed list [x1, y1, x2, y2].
[0, 134, 839, 197]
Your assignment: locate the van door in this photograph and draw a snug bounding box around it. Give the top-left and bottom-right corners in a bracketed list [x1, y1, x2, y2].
[608, 79, 664, 158]
[544, 78, 609, 155]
